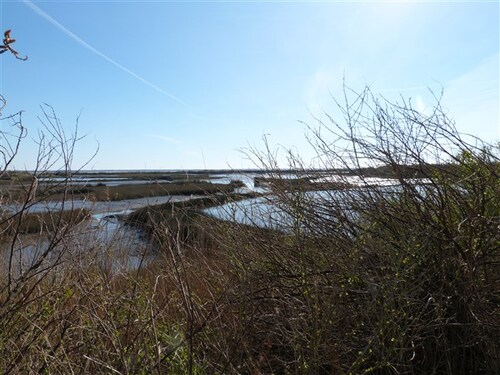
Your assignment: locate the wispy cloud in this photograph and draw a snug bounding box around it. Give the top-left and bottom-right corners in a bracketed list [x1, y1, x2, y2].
[304, 68, 337, 115]
[151, 134, 183, 145]
[151, 134, 200, 159]
[443, 53, 499, 141]
[377, 84, 431, 93]
[183, 149, 200, 158]
[22, 0, 190, 108]
[415, 95, 428, 115]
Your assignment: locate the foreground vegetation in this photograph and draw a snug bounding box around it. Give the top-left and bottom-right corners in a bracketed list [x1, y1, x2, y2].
[1, 87, 498, 374]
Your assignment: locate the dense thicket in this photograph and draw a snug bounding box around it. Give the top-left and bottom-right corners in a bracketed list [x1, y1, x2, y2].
[1, 82, 498, 373]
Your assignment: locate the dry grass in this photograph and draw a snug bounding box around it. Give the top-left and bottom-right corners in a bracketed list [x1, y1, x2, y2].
[2, 180, 242, 202]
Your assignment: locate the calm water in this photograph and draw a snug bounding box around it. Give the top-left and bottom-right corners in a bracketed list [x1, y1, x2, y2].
[6, 195, 205, 214]
[2, 171, 410, 274]
[1, 195, 203, 274]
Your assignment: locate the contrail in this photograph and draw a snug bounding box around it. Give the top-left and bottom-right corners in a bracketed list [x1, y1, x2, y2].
[22, 0, 190, 108]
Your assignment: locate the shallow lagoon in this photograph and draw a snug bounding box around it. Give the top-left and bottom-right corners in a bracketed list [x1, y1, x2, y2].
[2, 171, 411, 273]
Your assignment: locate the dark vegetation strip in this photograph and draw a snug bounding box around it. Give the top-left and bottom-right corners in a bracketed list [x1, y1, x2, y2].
[254, 176, 356, 191]
[1, 209, 90, 235]
[58, 181, 243, 201]
[126, 193, 255, 246]
[2, 181, 244, 202]
[4, 163, 497, 183]
[0, 171, 210, 182]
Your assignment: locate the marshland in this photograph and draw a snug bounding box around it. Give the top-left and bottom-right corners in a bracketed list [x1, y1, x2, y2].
[1, 2, 498, 373]
[1, 91, 498, 374]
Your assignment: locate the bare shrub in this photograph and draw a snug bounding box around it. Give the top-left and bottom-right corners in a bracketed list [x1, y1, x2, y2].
[195, 86, 499, 374]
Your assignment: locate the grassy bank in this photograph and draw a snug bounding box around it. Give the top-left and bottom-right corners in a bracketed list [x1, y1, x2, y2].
[76, 181, 242, 201]
[1, 180, 243, 202]
[126, 193, 254, 248]
[0, 209, 90, 236]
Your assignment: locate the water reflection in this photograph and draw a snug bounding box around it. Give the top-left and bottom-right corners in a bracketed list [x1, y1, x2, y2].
[0, 212, 155, 277]
[6, 195, 204, 214]
[203, 185, 412, 232]
[1, 195, 203, 276]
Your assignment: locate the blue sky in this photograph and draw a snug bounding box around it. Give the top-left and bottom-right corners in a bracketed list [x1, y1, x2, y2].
[0, 0, 498, 170]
